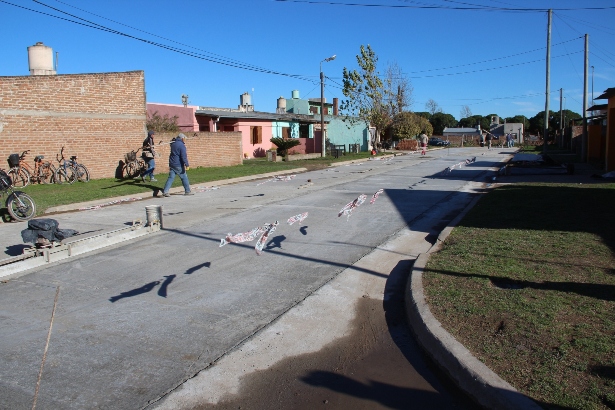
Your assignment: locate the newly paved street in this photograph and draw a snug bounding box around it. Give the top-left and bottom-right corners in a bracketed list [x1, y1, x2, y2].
[0, 147, 511, 409]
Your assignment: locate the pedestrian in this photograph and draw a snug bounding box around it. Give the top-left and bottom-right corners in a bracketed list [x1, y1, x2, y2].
[137, 131, 157, 182]
[161, 133, 193, 197]
[420, 132, 429, 155]
[486, 132, 492, 149]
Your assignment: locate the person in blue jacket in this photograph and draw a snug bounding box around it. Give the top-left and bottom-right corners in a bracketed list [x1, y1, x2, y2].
[162, 133, 193, 196]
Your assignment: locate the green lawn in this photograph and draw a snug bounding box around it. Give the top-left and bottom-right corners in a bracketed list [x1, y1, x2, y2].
[2, 153, 378, 215]
[423, 182, 615, 409]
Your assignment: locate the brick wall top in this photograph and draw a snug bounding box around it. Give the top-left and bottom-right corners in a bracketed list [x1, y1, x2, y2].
[0, 71, 145, 116]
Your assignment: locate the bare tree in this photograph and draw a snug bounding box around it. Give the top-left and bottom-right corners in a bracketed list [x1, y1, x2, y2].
[425, 99, 442, 115]
[460, 105, 473, 119]
[383, 62, 413, 116]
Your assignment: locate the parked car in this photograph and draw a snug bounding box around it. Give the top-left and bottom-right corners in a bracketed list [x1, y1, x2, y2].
[429, 137, 450, 146]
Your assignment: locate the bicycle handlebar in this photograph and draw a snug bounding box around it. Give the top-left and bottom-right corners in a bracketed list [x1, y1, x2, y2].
[20, 150, 30, 159]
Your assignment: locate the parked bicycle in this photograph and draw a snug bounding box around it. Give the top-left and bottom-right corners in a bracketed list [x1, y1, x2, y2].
[7, 150, 56, 187]
[123, 149, 146, 179]
[0, 168, 36, 221]
[55, 147, 90, 184]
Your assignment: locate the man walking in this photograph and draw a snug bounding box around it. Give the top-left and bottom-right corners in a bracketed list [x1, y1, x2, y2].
[161, 133, 193, 197]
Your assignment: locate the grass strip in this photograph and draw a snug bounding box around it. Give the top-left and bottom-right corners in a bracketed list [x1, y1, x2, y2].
[423, 182, 615, 409]
[3, 153, 379, 215]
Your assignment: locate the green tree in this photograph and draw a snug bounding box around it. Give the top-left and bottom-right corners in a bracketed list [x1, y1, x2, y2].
[429, 112, 457, 135]
[389, 112, 433, 140]
[146, 111, 179, 133]
[270, 137, 301, 157]
[459, 115, 495, 131]
[341, 45, 388, 147]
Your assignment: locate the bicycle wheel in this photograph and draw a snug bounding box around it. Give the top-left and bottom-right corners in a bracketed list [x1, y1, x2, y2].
[55, 167, 75, 184]
[8, 167, 30, 187]
[6, 191, 36, 221]
[38, 162, 55, 184]
[74, 164, 90, 182]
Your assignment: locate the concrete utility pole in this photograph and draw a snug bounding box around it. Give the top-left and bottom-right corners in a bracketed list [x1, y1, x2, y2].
[582, 34, 589, 162]
[560, 88, 563, 146]
[320, 55, 336, 157]
[543, 9, 552, 153]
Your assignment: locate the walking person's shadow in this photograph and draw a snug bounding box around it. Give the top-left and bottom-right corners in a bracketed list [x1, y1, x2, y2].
[109, 280, 161, 303]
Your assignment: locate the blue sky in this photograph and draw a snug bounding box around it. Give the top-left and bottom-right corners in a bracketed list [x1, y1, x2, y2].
[2, 0, 614, 120]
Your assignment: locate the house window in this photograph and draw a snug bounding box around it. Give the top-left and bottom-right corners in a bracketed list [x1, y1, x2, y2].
[299, 124, 309, 139]
[199, 125, 210, 132]
[310, 106, 318, 115]
[282, 127, 290, 140]
[223, 126, 234, 132]
[250, 126, 262, 144]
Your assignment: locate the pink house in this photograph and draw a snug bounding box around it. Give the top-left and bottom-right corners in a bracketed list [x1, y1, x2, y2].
[147, 103, 200, 132]
[147, 103, 322, 159]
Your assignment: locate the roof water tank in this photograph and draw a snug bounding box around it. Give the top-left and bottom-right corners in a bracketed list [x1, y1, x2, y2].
[277, 97, 286, 110]
[292, 90, 300, 99]
[240, 92, 251, 106]
[28, 42, 56, 75]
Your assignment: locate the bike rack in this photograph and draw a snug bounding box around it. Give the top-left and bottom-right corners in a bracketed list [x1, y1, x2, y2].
[0, 208, 163, 279]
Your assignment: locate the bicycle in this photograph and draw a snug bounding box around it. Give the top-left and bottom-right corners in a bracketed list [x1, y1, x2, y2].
[55, 147, 89, 184]
[7, 150, 56, 187]
[64, 149, 90, 182]
[0, 168, 37, 221]
[123, 149, 146, 179]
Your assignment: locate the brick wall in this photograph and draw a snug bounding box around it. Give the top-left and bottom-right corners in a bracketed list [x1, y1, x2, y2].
[0, 72, 242, 179]
[151, 132, 243, 170]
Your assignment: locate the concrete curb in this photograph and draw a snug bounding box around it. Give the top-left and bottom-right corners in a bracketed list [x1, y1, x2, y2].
[44, 168, 307, 214]
[405, 196, 543, 410]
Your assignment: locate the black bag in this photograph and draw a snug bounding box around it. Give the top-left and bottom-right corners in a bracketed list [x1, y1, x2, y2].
[7, 153, 20, 168]
[28, 218, 59, 231]
[54, 228, 79, 241]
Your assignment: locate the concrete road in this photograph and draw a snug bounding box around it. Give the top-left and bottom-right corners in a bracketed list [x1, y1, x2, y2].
[0, 147, 511, 409]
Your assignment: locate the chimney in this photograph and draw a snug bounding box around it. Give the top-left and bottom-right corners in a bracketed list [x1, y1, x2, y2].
[333, 98, 339, 116]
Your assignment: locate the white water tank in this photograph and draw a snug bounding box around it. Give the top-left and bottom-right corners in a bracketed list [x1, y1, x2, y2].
[277, 97, 286, 110]
[28, 42, 56, 75]
[240, 92, 251, 106]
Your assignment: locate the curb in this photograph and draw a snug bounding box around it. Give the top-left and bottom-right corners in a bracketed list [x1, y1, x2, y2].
[405, 195, 543, 410]
[43, 168, 307, 214]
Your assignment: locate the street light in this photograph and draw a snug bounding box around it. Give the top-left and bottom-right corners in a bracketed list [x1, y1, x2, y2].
[320, 55, 336, 157]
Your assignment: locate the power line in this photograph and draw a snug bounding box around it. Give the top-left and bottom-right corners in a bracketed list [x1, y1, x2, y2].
[0, 0, 316, 82]
[49, 0, 281, 75]
[404, 37, 582, 74]
[275, 0, 615, 11]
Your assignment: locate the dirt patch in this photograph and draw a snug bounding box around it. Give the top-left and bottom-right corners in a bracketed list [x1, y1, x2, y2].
[194, 274, 476, 410]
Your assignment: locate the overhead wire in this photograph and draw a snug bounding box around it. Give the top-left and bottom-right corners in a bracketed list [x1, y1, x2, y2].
[0, 0, 316, 82]
[49, 0, 285, 76]
[274, 0, 615, 12]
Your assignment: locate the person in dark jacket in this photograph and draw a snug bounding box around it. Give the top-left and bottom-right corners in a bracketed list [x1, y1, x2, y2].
[137, 131, 157, 182]
[162, 133, 193, 196]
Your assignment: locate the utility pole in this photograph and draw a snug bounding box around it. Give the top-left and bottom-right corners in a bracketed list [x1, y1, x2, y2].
[320, 55, 336, 157]
[582, 34, 589, 162]
[543, 9, 552, 153]
[559, 88, 563, 147]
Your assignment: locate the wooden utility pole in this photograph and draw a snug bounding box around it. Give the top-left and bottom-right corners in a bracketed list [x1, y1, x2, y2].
[582, 34, 589, 162]
[543, 9, 552, 153]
